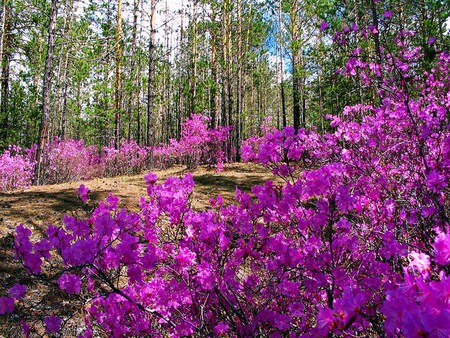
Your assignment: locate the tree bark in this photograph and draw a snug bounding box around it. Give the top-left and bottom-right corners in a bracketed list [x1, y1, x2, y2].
[146, 0, 156, 146]
[114, 0, 123, 149]
[34, 0, 58, 185]
[209, 3, 218, 129]
[278, 0, 287, 128]
[291, 0, 301, 131]
[58, 0, 74, 140]
[0, 0, 11, 142]
[127, 0, 139, 140]
[235, 0, 243, 162]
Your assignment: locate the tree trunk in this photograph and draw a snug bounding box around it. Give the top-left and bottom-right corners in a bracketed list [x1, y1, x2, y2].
[58, 0, 74, 140]
[220, 1, 228, 128]
[114, 0, 123, 149]
[34, 0, 58, 185]
[190, 0, 198, 114]
[0, 0, 11, 142]
[209, 2, 218, 129]
[235, 0, 243, 162]
[226, 0, 233, 160]
[146, 0, 156, 146]
[369, 0, 382, 62]
[127, 0, 139, 140]
[279, 0, 286, 128]
[291, 0, 301, 131]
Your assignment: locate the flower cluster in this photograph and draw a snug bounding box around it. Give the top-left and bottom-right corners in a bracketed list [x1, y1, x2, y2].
[0, 138, 151, 190]
[103, 139, 150, 177]
[0, 115, 229, 191]
[0, 145, 35, 191]
[153, 114, 230, 170]
[3, 41, 450, 337]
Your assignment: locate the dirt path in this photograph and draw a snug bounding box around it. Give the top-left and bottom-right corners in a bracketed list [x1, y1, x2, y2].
[0, 163, 276, 337]
[0, 163, 274, 234]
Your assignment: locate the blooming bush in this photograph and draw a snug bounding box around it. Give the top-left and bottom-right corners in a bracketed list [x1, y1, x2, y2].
[0, 138, 153, 190]
[0, 116, 228, 191]
[2, 36, 450, 337]
[153, 114, 230, 170]
[40, 138, 103, 184]
[0, 145, 35, 191]
[103, 139, 150, 177]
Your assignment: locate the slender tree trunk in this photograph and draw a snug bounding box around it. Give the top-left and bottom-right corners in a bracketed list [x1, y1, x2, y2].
[291, 0, 301, 131]
[101, 2, 112, 146]
[220, 1, 228, 128]
[127, 0, 139, 140]
[370, 0, 382, 62]
[190, 0, 198, 114]
[226, 0, 233, 160]
[146, 0, 156, 146]
[209, 3, 218, 129]
[279, 0, 286, 128]
[235, 0, 243, 162]
[34, 0, 58, 185]
[0, 0, 11, 142]
[114, 0, 123, 149]
[58, 0, 74, 140]
[175, 0, 184, 138]
[300, 51, 306, 126]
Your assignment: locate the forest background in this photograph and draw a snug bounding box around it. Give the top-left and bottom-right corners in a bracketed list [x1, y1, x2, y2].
[1, 0, 449, 168]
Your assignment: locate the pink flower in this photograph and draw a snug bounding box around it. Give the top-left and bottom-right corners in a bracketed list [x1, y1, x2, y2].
[433, 232, 450, 265]
[271, 313, 291, 330]
[426, 170, 446, 193]
[408, 251, 430, 276]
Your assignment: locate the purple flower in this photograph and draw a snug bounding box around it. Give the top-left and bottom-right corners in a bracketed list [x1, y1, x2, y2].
[44, 315, 62, 334]
[105, 193, 119, 210]
[320, 21, 329, 31]
[427, 37, 437, 44]
[271, 313, 291, 330]
[77, 184, 90, 202]
[426, 169, 446, 193]
[408, 251, 430, 276]
[21, 320, 30, 336]
[144, 172, 158, 185]
[384, 10, 393, 18]
[214, 322, 229, 335]
[9, 284, 27, 300]
[57, 273, 82, 294]
[0, 297, 14, 315]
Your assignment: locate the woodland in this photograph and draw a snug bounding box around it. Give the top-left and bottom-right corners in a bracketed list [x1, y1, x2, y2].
[1, 0, 450, 337]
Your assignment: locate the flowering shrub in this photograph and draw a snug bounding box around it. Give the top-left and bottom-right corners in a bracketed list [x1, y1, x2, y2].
[3, 37, 450, 337]
[40, 138, 103, 184]
[0, 145, 35, 191]
[153, 114, 230, 170]
[0, 138, 153, 190]
[103, 139, 150, 177]
[0, 116, 228, 191]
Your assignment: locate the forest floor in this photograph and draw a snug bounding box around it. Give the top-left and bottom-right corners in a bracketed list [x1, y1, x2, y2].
[0, 162, 277, 337]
